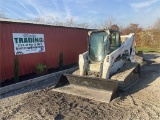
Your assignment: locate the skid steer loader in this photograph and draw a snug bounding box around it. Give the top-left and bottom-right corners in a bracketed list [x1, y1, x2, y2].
[53, 29, 140, 103]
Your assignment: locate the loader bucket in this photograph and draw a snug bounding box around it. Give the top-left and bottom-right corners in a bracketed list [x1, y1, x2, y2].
[53, 74, 118, 103]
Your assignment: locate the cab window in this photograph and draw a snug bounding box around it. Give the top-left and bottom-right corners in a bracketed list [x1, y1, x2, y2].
[110, 32, 121, 52]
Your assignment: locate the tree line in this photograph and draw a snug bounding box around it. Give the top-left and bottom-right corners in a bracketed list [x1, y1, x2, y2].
[119, 20, 160, 48]
[0, 10, 159, 48]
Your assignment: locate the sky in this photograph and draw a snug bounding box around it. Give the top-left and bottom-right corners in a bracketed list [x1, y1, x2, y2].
[0, 0, 160, 28]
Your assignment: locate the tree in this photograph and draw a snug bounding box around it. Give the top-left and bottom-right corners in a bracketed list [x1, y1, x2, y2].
[0, 10, 6, 18]
[121, 23, 142, 35]
[105, 17, 115, 29]
[121, 23, 142, 47]
[110, 24, 119, 30]
[138, 18, 160, 48]
[53, 17, 64, 26]
[32, 16, 90, 28]
[33, 16, 64, 26]
[150, 18, 160, 48]
[64, 17, 75, 27]
[33, 16, 45, 23]
[153, 18, 160, 30]
[93, 16, 116, 29]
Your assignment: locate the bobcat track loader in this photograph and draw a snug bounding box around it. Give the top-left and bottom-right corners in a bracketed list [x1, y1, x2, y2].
[53, 29, 140, 103]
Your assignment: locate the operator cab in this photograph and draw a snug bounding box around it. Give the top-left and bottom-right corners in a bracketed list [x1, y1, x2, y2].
[88, 29, 121, 63]
[88, 31, 108, 62]
[87, 29, 121, 77]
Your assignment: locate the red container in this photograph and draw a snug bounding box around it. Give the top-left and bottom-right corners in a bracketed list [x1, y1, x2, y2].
[0, 20, 88, 82]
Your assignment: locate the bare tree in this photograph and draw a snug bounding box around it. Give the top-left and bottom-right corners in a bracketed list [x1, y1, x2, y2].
[76, 23, 89, 28]
[110, 24, 119, 30]
[91, 23, 102, 29]
[53, 17, 64, 26]
[64, 17, 75, 27]
[33, 16, 45, 23]
[45, 16, 55, 24]
[93, 16, 116, 29]
[33, 16, 64, 26]
[105, 17, 115, 29]
[118, 25, 124, 33]
[32, 16, 90, 28]
[0, 10, 6, 18]
[153, 18, 160, 30]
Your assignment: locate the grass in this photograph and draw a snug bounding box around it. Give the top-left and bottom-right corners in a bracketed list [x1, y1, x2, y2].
[136, 47, 160, 53]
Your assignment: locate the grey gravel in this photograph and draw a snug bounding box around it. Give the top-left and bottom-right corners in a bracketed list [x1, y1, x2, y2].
[0, 67, 77, 99]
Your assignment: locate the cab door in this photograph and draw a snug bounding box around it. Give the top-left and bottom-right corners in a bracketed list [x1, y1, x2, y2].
[110, 32, 121, 53]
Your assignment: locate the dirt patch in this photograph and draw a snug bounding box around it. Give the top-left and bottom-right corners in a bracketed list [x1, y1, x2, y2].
[0, 53, 160, 120]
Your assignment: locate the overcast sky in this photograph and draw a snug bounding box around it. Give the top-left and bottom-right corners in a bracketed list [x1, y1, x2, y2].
[0, 0, 160, 28]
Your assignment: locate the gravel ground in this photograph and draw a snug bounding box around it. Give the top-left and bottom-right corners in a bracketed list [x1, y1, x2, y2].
[0, 53, 160, 120]
[0, 76, 57, 99]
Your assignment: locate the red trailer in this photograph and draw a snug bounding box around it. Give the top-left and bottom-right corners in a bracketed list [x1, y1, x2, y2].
[0, 18, 88, 83]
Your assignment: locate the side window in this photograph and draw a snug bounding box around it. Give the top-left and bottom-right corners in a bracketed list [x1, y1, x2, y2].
[111, 33, 116, 45]
[116, 32, 121, 46]
[110, 32, 121, 52]
[111, 32, 120, 47]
